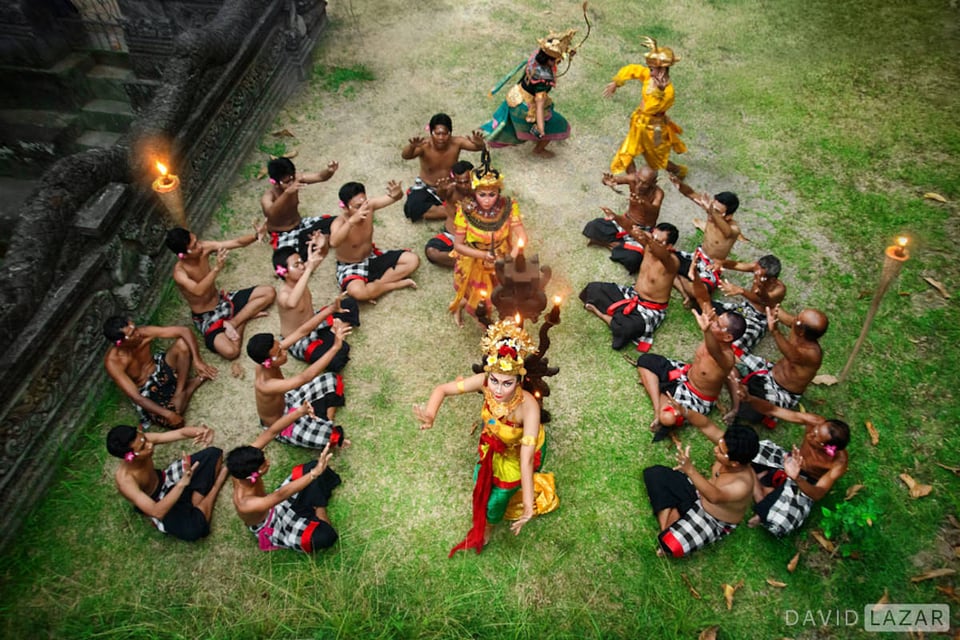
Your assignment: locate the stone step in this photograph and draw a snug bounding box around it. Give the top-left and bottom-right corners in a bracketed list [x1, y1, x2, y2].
[74, 129, 122, 152]
[0, 52, 95, 111]
[0, 109, 82, 178]
[80, 98, 134, 133]
[87, 64, 134, 102]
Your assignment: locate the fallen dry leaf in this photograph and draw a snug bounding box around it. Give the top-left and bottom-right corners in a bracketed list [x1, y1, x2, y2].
[811, 530, 836, 553]
[871, 588, 890, 611]
[282, 149, 298, 159]
[256, 165, 267, 179]
[936, 463, 960, 476]
[766, 578, 787, 588]
[858, 289, 873, 299]
[923, 191, 947, 203]
[698, 625, 718, 640]
[922, 276, 951, 299]
[681, 573, 701, 600]
[722, 580, 744, 610]
[899, 473, 933, 498]
[845, 484, 865, 501]
[787, 551, 800, 572]
[935, 585, 960, 604]
[812, 374, 838, 386]
[909, 568, 957, 583]
[947, 515, 960, 529]
[865, 421, 879, 446]
[270, 128, 296, 138]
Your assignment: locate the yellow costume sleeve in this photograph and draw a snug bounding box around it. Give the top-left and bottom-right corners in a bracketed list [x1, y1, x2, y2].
[613, 64, 650, 87]
[453, 205, 466, 233]
[509, 201, 522, 223]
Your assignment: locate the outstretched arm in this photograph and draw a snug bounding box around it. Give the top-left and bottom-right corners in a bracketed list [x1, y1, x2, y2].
[251, 403, 313, 449]
[147, 424, 215, 447]
[414, 372, 486, 429]
[139, 325, 216, 380]
[298, 162, 338, 183]
[367, 180, 404, 211]
[510, 392, 541, 536]
[236, 444, 334, 514]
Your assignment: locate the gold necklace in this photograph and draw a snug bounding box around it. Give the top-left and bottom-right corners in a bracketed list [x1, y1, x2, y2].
[483, 385, 523, 421]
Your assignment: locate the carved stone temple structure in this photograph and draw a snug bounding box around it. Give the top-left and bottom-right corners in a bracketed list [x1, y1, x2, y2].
[0, 0, 329, 549]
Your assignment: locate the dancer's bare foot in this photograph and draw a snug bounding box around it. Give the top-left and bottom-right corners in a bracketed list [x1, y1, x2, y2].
[453, 306, 464, 328]
[184, 375, 208, 395]
[532, 147, 555, 159]
[747, 515, 761, 528]
[230, 362, 245, 379]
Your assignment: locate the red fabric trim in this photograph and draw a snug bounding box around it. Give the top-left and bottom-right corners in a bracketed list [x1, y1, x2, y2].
[662, 404, 685, 427]
[668, 364, 691, 381]
[291, 463, 305, 480]
[449, 433, 508, 557]
[205, 319, 225, 336]
[660, 531, 686, 558]
[762, 416, 778, 430]
[682, 380, 718, 403]
[636, 341, 652, 353]
[270, 232, 280, 249]
[300, 521, 319, 553]
[304, 339, 324, 361]
[335, 374, 344, 396]
[740, 369, 769, 385]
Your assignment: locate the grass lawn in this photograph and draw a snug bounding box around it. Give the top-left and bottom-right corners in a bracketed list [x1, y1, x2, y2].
[2, 1, 958, 638]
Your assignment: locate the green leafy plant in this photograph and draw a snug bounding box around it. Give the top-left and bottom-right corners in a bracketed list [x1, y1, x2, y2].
[311, 63, 374, 95]
[257, 140, 287, 157]
[821, 498, 881, 558]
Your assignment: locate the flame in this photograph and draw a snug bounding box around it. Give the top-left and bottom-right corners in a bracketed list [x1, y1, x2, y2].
[517, 238, 525, 249]
[897, 236, 908, 248]
[515, 313, 521, 324]
[156, 162, 168, 177]
[553, 295, 562, 305]
[480, 289, 488, 298]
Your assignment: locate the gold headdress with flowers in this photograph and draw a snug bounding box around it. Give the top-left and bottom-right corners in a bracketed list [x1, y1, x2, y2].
[538, 28, 578, 60]
[481, 318, 536, 377]
[472, 148, 504, 191]
[641, 36, 681, 67]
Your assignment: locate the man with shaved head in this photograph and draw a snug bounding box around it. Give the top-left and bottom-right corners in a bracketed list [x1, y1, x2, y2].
[731, 306, 828, 427]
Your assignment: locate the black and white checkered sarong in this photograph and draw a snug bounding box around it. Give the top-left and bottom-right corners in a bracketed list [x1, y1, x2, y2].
[191, 291, 235, 336]
[149, 457, 187, 533]
[740, 353, 802, 409]
[336, 256, 372, 290]
[661, 495, 737, 557]
[136, 352, 176, 429]
[278, 372, 342, 448]
[752, 440, 814, 537]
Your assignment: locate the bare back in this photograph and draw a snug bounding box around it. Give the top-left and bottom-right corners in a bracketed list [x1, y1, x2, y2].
[261, 187, 301, 231]
[701, 464, 755, 524]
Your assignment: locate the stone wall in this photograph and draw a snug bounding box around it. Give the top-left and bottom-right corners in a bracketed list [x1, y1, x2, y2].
[0, 0, 328, 551]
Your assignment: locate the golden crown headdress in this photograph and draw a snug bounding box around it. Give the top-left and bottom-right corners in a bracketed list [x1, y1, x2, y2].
[472, 148, 504, 191]
[481, 318, 536, 376]
[642, 36, 681, 67]
[538, 28, 578, 59]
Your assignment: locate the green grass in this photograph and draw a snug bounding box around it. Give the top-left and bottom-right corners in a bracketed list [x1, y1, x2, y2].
[2, 0, 959, 638]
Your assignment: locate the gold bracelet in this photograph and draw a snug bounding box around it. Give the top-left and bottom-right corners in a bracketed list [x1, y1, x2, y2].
[520, 435, 537, 447]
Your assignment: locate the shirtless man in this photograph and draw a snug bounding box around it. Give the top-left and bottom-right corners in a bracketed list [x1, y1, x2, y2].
[401, 113, 485, 222]
[246, 326, 350, 450]
[227, 433, 341, 553]
[261, 157, 339, 256]
[106, 422, 227, 541]
[329, 181, 419, 302]
[714, 254, 787, 357]
[668, 173, 742, 312]
[580, 222, 680, 353]
[165, 227, 276, 360]
[103, 316, 218, 429]
[583, 168, 664, 274]
[636, 307, 746, 441]
[424, 160, 474, 268]
[732, 306, 828, 427]
[642, 423, 759, 557]
[273, 239, 359, 372]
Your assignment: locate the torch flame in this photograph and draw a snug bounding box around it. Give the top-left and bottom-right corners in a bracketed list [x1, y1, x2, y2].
[517, 238, 525, 249]
[897, 236, 908, 248]
[515, 313, 521, 324]
[480, 289, 488, 298]
[554, 295, 562, 305]
[156, 162, 168, 177]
